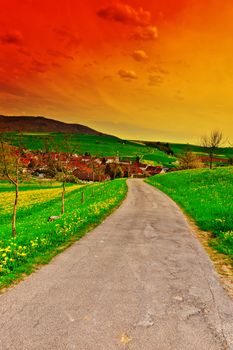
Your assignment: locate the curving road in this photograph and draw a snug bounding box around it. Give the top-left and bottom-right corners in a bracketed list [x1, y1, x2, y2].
[1, 179, 233, 350]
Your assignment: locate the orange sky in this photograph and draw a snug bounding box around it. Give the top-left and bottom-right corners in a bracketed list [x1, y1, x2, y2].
[0, 0, 233, 142]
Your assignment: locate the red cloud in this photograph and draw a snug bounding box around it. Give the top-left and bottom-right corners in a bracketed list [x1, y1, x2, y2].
[118, 69, 138, 80]
[97, 3, 151, 27]
[132, 26, 158, 41]
[55, 26, 80, 49]
[30, 60, 48, 73]
[47, 49, 74, 60]
[0, 80, 27, 96]
[132, 50, 148, 62]
[0, 31, 24, 45]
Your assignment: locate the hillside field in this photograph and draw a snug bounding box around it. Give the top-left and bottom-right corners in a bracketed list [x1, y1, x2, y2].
[2, 132, 177, 167]
[0, 179, 127, 289]
[3, 132, 233, 168]
[146, 168, 233, 259]
[170, 143, 233, 159]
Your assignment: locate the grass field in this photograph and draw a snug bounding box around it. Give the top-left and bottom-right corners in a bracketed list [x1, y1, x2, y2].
[142, 152, 177, 168]
[170, 143, 233, 159]
[0, 180, 76, 193]
[3, 132, 153, 156]
[4, 132, 232, 167]
[0, 179, 127, 289]
[146, 168, 233, 259]
[2, 132, 178, 166]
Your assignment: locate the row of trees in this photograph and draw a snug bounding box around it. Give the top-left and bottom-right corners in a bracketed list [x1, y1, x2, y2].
[178, 130, 228, 170]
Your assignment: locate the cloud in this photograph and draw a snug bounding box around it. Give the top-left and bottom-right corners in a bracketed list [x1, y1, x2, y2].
[148, 75, 163, 86]
[148, 65, 169, 75]
[97, 3, 151, 27]
[0, 30, 24, 45]
[17, 48, 31, 56]
[55, 26, 80, 48]
[83, 61, 98, 68]
[0, 80, 27, 96]
[30, 60, 48, 73]
[102, 75, 113, 81]
[132, 50, 148, 62]
[47, 49, 74, 60]
[51, 62, 62, 69]
[132, 26, 158, 40]
[118, 69, 138, 80]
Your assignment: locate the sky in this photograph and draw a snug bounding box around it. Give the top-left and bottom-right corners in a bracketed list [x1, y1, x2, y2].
[0, 0, 233, 142]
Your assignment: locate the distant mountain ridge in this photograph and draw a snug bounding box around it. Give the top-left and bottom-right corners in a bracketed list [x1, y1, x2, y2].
[0, 115, 109, 136]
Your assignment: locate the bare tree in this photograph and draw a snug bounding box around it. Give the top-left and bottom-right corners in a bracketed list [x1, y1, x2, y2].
[0, 135, 25, 237]
[201, 130, 223, 169]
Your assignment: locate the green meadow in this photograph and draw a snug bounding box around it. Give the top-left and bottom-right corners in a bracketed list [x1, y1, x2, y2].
[0, 180, 75, 192]
[170, 143, 233, 159]
[2, 132, 178, 166]
[0, 179, 127, 288]
[4, 132, 233, 167]
[3, 132, 155, 156]
[146, 167, 233, 258]
[142, 152, 177, 168]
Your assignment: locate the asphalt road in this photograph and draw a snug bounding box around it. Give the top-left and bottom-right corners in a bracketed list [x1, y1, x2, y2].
[1, 179, 233, 350]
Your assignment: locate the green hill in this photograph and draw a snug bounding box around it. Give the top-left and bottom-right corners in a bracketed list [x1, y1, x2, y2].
[170, 143, 233, 159]
[2, 131, 232, 167]
[2, 132, 177, 167]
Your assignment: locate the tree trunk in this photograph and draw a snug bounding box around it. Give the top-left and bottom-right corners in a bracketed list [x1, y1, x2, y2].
[61, 181, 65, 215]
[82, 191, 85, 203]
[210, 152, 213, 169]
[12, 182, 19, 238]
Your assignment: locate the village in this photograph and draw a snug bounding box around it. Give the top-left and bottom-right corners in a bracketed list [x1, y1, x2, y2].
[20, 151, 165, 182]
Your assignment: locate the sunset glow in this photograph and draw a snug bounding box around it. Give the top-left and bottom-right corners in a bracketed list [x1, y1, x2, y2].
[1, 0, 233, 142]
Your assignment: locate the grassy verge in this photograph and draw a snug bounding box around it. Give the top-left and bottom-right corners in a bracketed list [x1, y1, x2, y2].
[0, 180, 76, 192]
[146, 168, 233, 260]
[0, 179, 127, 289]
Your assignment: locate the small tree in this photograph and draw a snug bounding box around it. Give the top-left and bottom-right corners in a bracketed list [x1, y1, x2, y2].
[105, 163, 113, 178]
[178, 151, 203, 170]
[89, 156, 98, 182]
[0, 135, 25, 237]
[201, 130, 223, 169]
[46, 135, 76, 215]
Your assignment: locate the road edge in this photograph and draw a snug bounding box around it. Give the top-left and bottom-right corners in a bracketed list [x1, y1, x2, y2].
[144, 180, 233, 300]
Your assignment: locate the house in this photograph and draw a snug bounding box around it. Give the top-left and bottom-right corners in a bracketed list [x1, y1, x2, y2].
[106, 156, 119, 164]
[131, 166, 145, 178]
[146, 166, 163, 176]
[73, 166, 110, 182]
